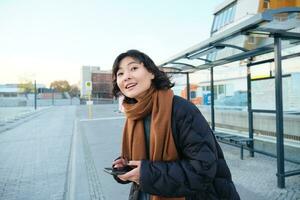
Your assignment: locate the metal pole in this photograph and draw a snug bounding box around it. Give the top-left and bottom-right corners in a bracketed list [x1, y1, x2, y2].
[186, 72, 190, 101]
[52, 88, 54, 105]
[274, 35, 285, 188]
[210, 67, 215, 130]
[247, 64, 254, 157]
[88, 91, 93, 119]
[34, 80, 37, 110]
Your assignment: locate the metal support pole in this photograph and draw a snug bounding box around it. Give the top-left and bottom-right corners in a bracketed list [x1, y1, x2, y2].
[88, 91, 93, 119]
[247, 64, 254, 157]
[240, 145, 244, 160]
[52, 88, 54, 105]
[274, 35, 285, 188]
[210, 67, 215, 130]
[186, 72, 190, 101]
[34, 80, 37, 110]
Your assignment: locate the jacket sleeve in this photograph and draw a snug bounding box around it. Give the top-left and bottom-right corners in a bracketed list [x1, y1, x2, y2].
[139, 100, 218, 197]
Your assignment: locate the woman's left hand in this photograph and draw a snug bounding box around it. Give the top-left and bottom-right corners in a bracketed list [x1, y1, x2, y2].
[118, 160, 141, 184]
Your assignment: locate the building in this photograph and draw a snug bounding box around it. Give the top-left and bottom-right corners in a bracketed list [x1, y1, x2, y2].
[80, 66, 113, 100]
[180, 84, 202, 105]
[91, 72, 113, 99]
[0, 84, 20, 97]
[80, 66, 101, 98]
[212, 0, 300, 36]
[176, 0, 300, 107]
[0, 83, 46, 97]
[0, 83, 47, 107]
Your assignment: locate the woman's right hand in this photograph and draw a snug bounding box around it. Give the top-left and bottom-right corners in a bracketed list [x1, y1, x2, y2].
[112, 157, 128, 168]
[111, 157, 131, 184]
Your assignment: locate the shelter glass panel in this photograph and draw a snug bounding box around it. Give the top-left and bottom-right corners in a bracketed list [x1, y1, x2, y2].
[251, 86, 274, 110]
[191, 69, 211, 105]
[253, 112, 277, 153]
[282, 56, 300, 162]
[169, 73, 186, 97]
[251, 76, 292, 111]
[213, 64, 249, 135]
[196, 69, 211, 122]
[282, 112, 300, 162]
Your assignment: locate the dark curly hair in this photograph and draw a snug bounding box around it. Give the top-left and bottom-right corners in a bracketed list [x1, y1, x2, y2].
[112, 49, 174, 102]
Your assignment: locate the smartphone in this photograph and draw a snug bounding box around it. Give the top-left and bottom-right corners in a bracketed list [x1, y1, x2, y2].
[103, 165, 137, 176]
[103, 167, 128, 176]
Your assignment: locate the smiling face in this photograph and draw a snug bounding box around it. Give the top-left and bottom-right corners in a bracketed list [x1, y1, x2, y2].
[116, 56, 154, 99]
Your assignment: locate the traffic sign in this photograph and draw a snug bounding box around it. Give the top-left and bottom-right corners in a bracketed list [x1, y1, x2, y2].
[85, 81, 92, 91]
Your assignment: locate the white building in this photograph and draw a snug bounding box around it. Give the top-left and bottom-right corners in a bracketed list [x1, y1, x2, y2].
[184, 0, 300, 110]
[80, 66, 101, 98]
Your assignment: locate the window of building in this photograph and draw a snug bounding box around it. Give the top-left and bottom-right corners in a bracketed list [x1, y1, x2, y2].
[248, 35, 256, 44]
[263, 0, 270, 9]
[212, 2, 237, 33]
[218, 85, 225, 95]
[190, 91, 197, 99]
[223, 8, 230, 26]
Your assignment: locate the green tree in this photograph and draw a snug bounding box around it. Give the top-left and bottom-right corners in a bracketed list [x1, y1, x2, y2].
[50, 80, 71, 92]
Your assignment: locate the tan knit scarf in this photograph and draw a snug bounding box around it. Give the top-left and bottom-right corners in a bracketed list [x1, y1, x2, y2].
[122, 87, 185, 200]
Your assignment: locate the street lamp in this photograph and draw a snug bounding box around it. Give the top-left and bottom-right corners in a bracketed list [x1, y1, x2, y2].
[51, 86, 54, 106]
[34, 80, 37, 110]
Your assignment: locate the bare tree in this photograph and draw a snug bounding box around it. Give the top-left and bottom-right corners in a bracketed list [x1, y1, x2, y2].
[50, 80, 71, 93]
[18, 80, 34, 94]
[69, 84, 80, 97]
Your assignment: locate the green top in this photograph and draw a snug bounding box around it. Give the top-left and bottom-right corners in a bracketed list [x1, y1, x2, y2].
[138, 114, 151, 200]
[143, 114, 151, 158]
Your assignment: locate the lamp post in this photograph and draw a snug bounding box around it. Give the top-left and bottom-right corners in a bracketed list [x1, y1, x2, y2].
[51, 87, 54, 106]
[34, 80, 37, 110]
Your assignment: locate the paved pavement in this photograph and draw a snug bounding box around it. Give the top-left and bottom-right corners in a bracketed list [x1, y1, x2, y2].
[0, 106, 76, 200]
[0, 104, 299, 200]
[221, 145, 300, 200]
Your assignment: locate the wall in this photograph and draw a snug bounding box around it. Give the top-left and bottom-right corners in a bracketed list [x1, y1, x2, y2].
[258, 0, 300, 12]
[198, 105, 300, 140]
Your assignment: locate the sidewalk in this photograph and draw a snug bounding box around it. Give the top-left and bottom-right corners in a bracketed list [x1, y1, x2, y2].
[220, 144, 300, 200]
[0, 106, 77, 200]
[74, 104, 300, 200]
[0, 104, 299, 199]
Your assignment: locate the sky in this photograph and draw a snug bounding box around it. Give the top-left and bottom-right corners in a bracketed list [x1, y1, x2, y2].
[0, 0, 222, 87]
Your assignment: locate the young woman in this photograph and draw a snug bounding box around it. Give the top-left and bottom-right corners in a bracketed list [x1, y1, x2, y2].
[111, 49, 240, 200]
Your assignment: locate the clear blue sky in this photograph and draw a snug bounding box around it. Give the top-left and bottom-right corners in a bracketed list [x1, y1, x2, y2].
[0, 0, 222, 86]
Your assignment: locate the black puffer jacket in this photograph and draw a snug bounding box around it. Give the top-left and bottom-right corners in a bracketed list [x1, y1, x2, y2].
[117, 95, 240, 200]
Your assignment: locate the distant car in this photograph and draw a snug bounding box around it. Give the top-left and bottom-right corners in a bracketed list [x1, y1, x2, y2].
[215, 91, 247, 106]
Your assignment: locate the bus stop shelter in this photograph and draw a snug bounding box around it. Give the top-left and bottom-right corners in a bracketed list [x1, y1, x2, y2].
[159, 7, 300, 188]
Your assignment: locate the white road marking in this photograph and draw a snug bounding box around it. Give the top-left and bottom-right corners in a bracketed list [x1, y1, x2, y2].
[79, 116, 125, 122]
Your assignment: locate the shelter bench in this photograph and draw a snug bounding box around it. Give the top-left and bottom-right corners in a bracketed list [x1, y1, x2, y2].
[214, 131, 253, 160]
